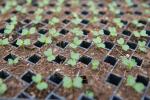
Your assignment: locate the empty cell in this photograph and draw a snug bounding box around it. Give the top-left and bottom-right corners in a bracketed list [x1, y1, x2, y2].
[64, 11, 71, 15]
[80, 41, 92, 49]
[28, 54, 41, 64]
[0, 28, 5, 34]
[99, 11, 105, 15]
[131, 56, 143, 66]
[21, 71, 35, 83]
[59, 29, 69, 35]
[122, 30, 131, 36]
[38, 29, 48, 34]
[104, 41, 114, 50]
[79, 95, 93, 100]
[49, 72, 63, 85]
[121, 20, 128, 25]
[146, 30, 150, 36]
[56, 41, 68, 49]
[127, 42, 137, 50]
[138, 20, 147, 25]
[148, 41, 150, 48]
[47, 93, 64, 100]
[46, 11, 52, 15]
[106, 73, 122, 86]
[79, 56, 92, 65]
[104, 56, 117, 66]
[143, 96, 150, 100]
[0, 70, 10, 80]
[53, 55, 66, 64]
[4, 54, 16, 61]
[81, 76, 88, 84]
[100, 20, 108, 25]
[81, 10, 88, 15]
[81, 19, 89, 25]
[136, 75, 149, 86]
[34, 41, 45, 48]
[62, 19, 70, 24]
[103, 29, 110, 35]
[111, 95, 122, 100]
[16, 92, 30, 99]
[43, 19, 49, 24]
[82, 29, 89, 35]
[11, 40, 19, 47]
[23, 19, 31, 24]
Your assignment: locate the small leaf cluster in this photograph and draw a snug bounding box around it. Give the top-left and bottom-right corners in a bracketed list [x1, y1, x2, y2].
[16, 39, 31, 47]
[117, 38, 129, 51]
[121, 57, 137, 69]
[16, 5, 27, 13]
[108, 27, 117, 36]
[32, 74, 48, 91]
[8, 57, 19, 65]
[71, 13, 82, 25]
[92, 30, 104, 37]
[21, 27, 36, 36]
[138, 41, 147, 52]
[63, 76, 83, 89]
[127, 75, 145, 93]
[49, 17, 60, 26]
[85, 90, 94, 98]
[91, 60, 100, 70]
[38, 35, 52, 44]
[93, 37, 105, 48]
[49, 28, 60, 37]
[88, 1, 98, 15]
[0, 78, 7, 95]
[67, 51, 80, 66]
[44, 48, 55, 62]
[35, 8, 44, 15]
[132, 20, 143, 27]
[69, 37, 82, 49]
[70, 28, 83, 37]
[38, 0, 50, 7]
[133, 30, 148, 37]
[113, 18, 124, 28]
[33, 16, 42, 24]
[0, 38, 9, 46]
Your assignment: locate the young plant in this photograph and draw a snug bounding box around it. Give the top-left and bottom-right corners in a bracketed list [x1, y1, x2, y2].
[16, 39, 31, 47]
[32, 74, 48, 91]
[71, 13, 82, 25]
[137, 41, 147, 52]
[69, 37, 82, 49]
[93, 37, 105, 48]
[33, 16, 42, 24]
[132, 20, 143, 27]
[21, 27, 36, 36]
[85, 90, 94, 98]
[113, 18, 124, 28]
[67, 51, 80, 66]
[108, 27, 117, 36]
[0, 78, 7, 95]
[49, 17, 59, 26]
[90, 16, 99, 24]
[63, 76, 83, 89]
[133, 30, 148, 37]
[70, 28, 83, 37]
[26, 0, 32, 5]
[88, 1, 98, 15]
[121, 56, 137, 69]
[92, 30, 104, 37]
[35, 8, 44, 15]
[0, 38, 9, 46]
[117, 38, 129, 51]
[44, 48, 55, 62]
[91, 60, 100, 70]
[126, 75, 145, 93]
[16, 5, 27, 13]
[49, 28, 60, 37]
[38, 35, 52, 44]
[52, 6, 62, 13]
[8, 57, 19, 65]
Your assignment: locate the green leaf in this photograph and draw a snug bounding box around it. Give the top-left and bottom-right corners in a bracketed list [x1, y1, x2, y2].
[8, 59, 14, 65]
[133, 83, 145, 93]
[71, 52, 80, 60]
[24, 39, 31, 46]
[36, 82, 48, 91]
[73, 76, 83, 88]
[85, 90, 94, 98]
[22, 28, 28, 35]
[1, 38, 9, 45]
[0, 83, 7, 95]
[67, 59, 77, 66]
[133, 31, 140, 37]
[117, 38, 125, 45]
[91, 60, 99, 70]
[16, 39, 23, 46]
[29, 27, 36, 34]
[49, 17, 59, 25]
[126, 75, 135, 86]
[140, 30, 148, 37]
[63, 76, 72, 88]
[122, 45, 129, 51]
[32, 74, 42, 83]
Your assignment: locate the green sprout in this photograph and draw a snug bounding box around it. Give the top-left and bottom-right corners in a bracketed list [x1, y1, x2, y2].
[71, 13, 82, 25]
[0, 78, 7, 95]
[0, 38, 9, 46]
[88, 1, 98, 15]
[113, 18, 124, 28]
[35, 8, 44, 15]
[16, 5, 27, 13]
[21, 27, 36, 36]
[137, 41, 147, 52]
[90, 16, 99, 24]
[16, 39, 31, 47]
[85, 90, 94, 98]
[44, 48, 55, 62]
[121, 56, 137, 69]
[49, 28, 60, 37]
[92, 30, 104, 37]
[33, 16, 42, 24]
[32, 74, 48, 91]
[93, 37, 105, 48]
[63, 76, 83, 89]
[52, 6, 62, 13]
[126, 75, 145, 93]
[69, 37, 82, 49]
[91, 60, 100, 70]
[26, 0, 32, 5]
[49, 17, 59, 26]
[133, 30, 148, 37]
[38, 35, 52, 44]
[125, 0, 133, 6]
[108, 27, 117, 36]
[117, 38, 129, 51]
[132, 20, 143, 27]
[8, 57, 19, 65]
[70, 28, 83, 37]
[67, 51, 80, 66]
[38, 0, 50, 7]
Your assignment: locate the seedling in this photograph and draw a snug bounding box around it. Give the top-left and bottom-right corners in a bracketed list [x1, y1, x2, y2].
[85, 90, 94, 98]
[91, 60, 100, 70]
[93, 37, 105, 48]
[113, 18, 124, 28]
[71, 13, 82, 25]
[0, 38, 9, 46]
[133, 30, 148, 37]
[63, 76, 83, 89]
[70, 28, 83, 37]
[38, 35, 52, 44]
[121, 56, 137, 69]
[69, 37, 82, 48]
[117, 38, 129, 51]
[90, 16, 99, 24]
[49, 17, 59, 26]
[38, 0, 50, 7]
[125, 0, 133, 6]
[26, 0, 32, 5]
[126, 75, 145, 93]
[33, 16, 42, 24]
[16, 5, 27, 13]
[88, 1, 98, 15]
[137, 41, 147, 52]
[49, 28, 60, 37]
[0, 78, 7, 95]
[32, 74, 48, 91]
[52, 6, 62, 13]
[8, 57, 19, 65]
[21, 27, 36, 36]
[132, 20, 143, 27]
[108, 27, 117, 36]
[67, 51, 80, 66]
[35, 8, 44, 15]
[16, 39, 31, 47]
[92, 30, 104, 37]
[44, 48, 55, 62]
